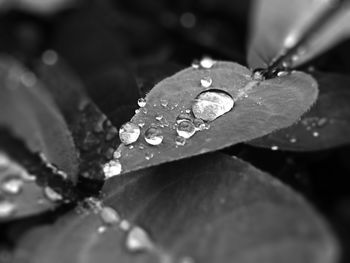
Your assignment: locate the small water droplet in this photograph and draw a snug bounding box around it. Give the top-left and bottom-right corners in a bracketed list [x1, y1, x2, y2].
[139, 143, 145, 150]
[126, 226, 154, 252]
[289, 137, 297, 143]
[0, 153, 9, 171]
[313, 131, 319, 137]
[138, 122, 145, 128]
[193, 118, 206, 131]
[192, 90, 234, 122]
[113, 149, 122, 159]
[252, 71, 264, 81]
[98, 226, 107, 233]
[42, 50, 58, 66]
[135, 109, 140, 114]
[100, 206, 120, 225]
[144, 127, 163, 146]
[200, 76, 212, 88]
[176, 120, 196, 139]
[277, 71, 288, 77]
[129, 145, 134, 150]
[317, 117, 328, 127]
[103, 160, 122, 179]
[120, 220, 131, 231]
[180, 12, 196, 28]
[155, 114, 163, 121]
[160, 99, 168, 107]
[200, 57, 215, 69]
[191, 60, 200, 69]
[175, 136, 186, 146]
[271, 146, 279, 151]
[137, 98, 147, 108]
[176, 113, 192, 123]
[145, 152, 154, 160]
[1, 176, 23, 195]
[119, 122, 140, 145]
[44, 187, 63, 202]
[20, 72, 37, 87]
[0, 200, 16, 218]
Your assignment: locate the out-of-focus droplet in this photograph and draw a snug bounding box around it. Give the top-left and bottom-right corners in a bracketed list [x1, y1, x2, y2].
[103, 160, 122, 179]
[200, 57, 215, 69]
[317, 117, 328, 128]
[113, 149, 121, 159]
[42, 50, 58, 66]
[271, 146, 279, 151]
[144, 127, 163, 146]
[155, 114, 163, 121]
[126, 226, 154, 252]
[1, 176, 23, 195]
[0, 153, 9, 171]
[98, 226, 107, 234]
[313, 131, 319, 137]
[137, 98, 147, 108]
[119, 122, 140, 145]
[0, 200, 16, 218]
[100, 206, 120, 225]
[192, 90, 234, 122]
[176, 120, 196, 139]
[175, 136, 186, 146]
[191, 60, 200, 69]
[290, 137, 297, 143]
[120, 220, 131, 231]
[180, 12, 196, 28]
[44, 186, 63, 202]
[20, 72, 37, 87]
[200, 76, 212, 88]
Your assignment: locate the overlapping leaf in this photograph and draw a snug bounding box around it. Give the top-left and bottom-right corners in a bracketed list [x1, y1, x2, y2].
[15, 153, 339, 263]
[116, 61, 318, 174]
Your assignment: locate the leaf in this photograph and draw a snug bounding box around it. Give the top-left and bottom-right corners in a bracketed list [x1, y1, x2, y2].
[15, 153, 339, 263]
[0, 56, 78, 180]
[116, 61, 318, 174]
[248, 0, 350, 70]
[36, 56, 121, 181]
[248, 72, 350, 151]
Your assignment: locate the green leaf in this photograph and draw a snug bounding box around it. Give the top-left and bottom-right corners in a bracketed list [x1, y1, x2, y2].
[0, 56, 78, 180]
[15, 154, 339, 263]
[248, 0, 350, 69]
[116, 61, 318, 174]
[248, 72, 350, 151]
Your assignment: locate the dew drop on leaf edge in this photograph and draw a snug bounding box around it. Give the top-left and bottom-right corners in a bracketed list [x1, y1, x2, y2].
[119, 122, 141, 145]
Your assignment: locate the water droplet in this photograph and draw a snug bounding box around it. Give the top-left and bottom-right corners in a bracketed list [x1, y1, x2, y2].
[145, 152, 154, 160]
[20, 72, 37, 87]
[138, 122, 145, 128]
[313, 131, 319, 137]
[191, 60, 200, 69]
[200, 57, 215, 69]
[252, 71, 264, 81]
[176, 113, 192, 123]
[106, 127, 118, 141]
[44, 187, 63, 202]
[103, 160, 122, 179]
[1, 176, 23, 195]
[113, 149, 122, 159]
[126, 226, 154, 252]
[200, 76, 212, 88]
[160, 99, 168, 107]
[119, 122, 140, 145]
[277, 71, 288, 77]
[100, 206, 120, 225]
[192, 90, 234, 122]
[42, 50, 58, 66]
[180, 12, 196, 28]
[135, 109, 140, 114]
[0, 200, 16, 218]
[20, 171, 36, 182]
[271, 146, 279, 151]
[289, 137, 297, 143]
[176, 120, 196, 139]
[317, 117, 328, 127]
[144, 127, 163, 146]
[137, 98, 147, 108]
[175, 136, 186, 146]
[0, 153, 9, 171]
[155, 114, 163, 121]
[193, 118, 206, 131]
[120, 220, 131, 231]
[129, 145, 134, 150]
[98, 226, 107, 233]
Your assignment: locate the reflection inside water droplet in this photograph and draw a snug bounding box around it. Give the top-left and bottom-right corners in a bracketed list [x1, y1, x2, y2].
[126, 226, 154, 252]
[119, 122, 140, 145]
[192, 90, 234, 122]
[144, 127, 163, 146]
[176, 120, 196, 139]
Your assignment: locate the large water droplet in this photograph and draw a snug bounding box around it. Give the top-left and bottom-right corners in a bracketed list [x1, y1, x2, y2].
[176, 120, 196, 139]
[119, 122, 140, 145]
[44, 187, 63, 202]
[100, 206, 120, 225]
[200, 76, 212, 88]
[126, 226, 154, 252]
[1, 176, 23, 195]
[200, 57, 215, 69]
[192, 90, 234, 122]
[137, 98, 147, 108]
[144, 127, 163, 146]
[103, 160, 122, 179]
[0, 200, 16, 218]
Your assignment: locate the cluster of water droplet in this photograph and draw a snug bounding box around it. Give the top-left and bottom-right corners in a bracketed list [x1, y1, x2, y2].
[301, 117, 328, 138]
